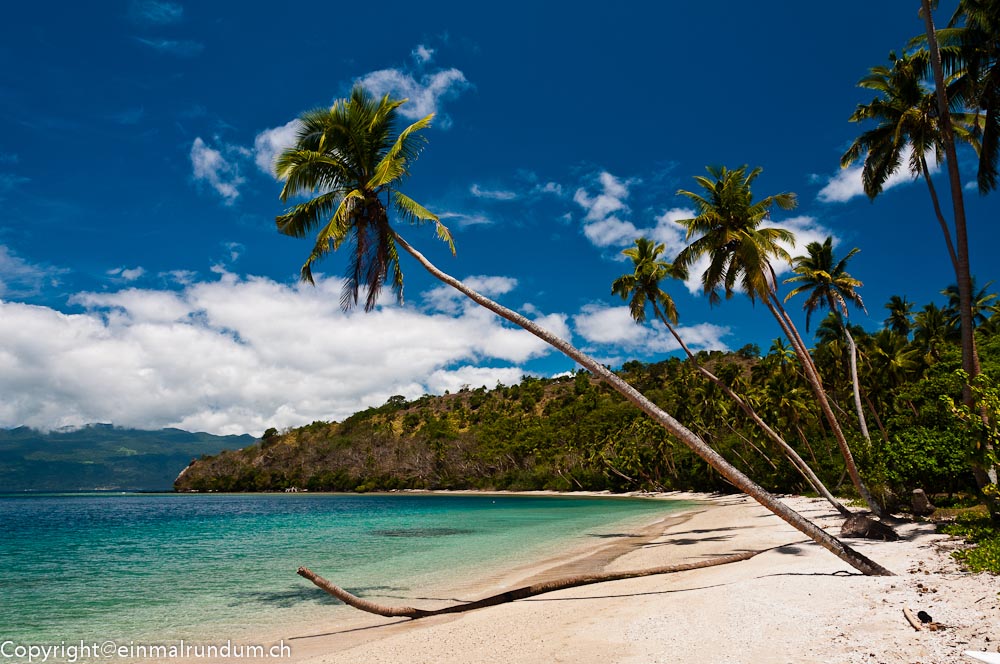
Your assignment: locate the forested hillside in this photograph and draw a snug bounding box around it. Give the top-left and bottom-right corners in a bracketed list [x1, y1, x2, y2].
[176, 307, 1000, 502]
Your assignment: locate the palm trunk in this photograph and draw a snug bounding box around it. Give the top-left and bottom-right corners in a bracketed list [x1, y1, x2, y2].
[650, 302, 850, 516]
[765, 295, 883, 517]
[393, 230, 891, 575]
[834, 309, 872, 446]
[920, 158, 960, 274]
[864, 392, 890, 444]
[922, 0, 1000, 520]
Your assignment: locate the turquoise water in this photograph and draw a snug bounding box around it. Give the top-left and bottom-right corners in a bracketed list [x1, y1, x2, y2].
[0, 493, 687, 647]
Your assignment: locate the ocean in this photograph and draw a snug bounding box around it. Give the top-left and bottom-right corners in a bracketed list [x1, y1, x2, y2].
[0, 492, 689, 650]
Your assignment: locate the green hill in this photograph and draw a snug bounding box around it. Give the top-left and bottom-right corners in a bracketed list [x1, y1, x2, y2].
[0, 424, 255, 491]
[174, 349, 841, 495]
[174, 326, 995, 500]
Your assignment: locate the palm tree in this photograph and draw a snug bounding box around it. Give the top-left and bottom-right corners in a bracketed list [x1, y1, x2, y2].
[884, 295, 914, 337]
[785, 237, 872, 445]
[942, 0, 1000, 193]
[274, 89, 890, 575]
[942, 278, 998, 328]
[847, 10, 996, 517]
[860, 329, 923, 441]
[841, 50, 968, 274]
[675, 165, 884, 516]
[932, 0, 1000, 520]
[919, 0, 980, 398]
[913, 302, 960, 363]
[612, 237, 849, 514]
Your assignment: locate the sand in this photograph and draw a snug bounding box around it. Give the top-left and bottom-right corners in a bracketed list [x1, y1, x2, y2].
[280, 494, 998, 664]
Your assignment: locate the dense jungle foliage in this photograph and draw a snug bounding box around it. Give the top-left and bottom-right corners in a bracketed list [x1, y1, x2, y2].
[175, 295, 1000, 506]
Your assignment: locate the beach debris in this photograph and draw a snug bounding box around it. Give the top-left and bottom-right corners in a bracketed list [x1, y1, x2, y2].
[841, 513, 899, 541]
[903, 607, 924, 631]
[965, 651, 1000, 663]
[298, 548, 765, 620]
[912, 489, 936, 516]
[917, 610, 933, 623]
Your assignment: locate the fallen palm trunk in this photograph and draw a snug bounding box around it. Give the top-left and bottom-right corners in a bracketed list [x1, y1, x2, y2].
[298, 549, 761, 620]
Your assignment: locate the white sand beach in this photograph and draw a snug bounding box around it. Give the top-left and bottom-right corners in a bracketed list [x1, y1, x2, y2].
[274, 494, 999, 664]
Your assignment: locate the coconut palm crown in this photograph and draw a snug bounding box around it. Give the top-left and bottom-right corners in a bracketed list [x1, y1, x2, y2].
[674, 165, 797, 305]
[784, 237, 867, 331]
[611, 237, 685, 326]
[274, 86, 454, 312]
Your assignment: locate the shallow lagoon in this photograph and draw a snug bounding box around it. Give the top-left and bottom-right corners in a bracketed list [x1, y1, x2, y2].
[0, 492, 689, 646]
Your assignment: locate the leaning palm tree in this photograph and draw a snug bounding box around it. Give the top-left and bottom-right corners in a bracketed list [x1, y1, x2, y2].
[274, 88, 889, 575]
[674, 165, 883, 516]
[785, 237, 872, 445]
[613, 237, 849, 514]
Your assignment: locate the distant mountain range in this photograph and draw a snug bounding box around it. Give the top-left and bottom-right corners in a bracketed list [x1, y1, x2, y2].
[0, 424, 256, 491]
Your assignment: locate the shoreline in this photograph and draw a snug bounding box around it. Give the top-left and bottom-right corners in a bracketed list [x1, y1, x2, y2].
[266, 494, 998, 664]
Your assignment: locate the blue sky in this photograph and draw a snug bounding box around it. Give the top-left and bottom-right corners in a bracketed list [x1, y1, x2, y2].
[0, 1, 995, 435]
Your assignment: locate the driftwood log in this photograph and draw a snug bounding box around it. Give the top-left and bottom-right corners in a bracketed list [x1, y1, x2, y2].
[298, 548, 765, 620]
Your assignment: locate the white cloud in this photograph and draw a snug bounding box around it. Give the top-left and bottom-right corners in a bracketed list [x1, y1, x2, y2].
[817, 146, 937, 203]
[439, 211, 493, 228]
[253, 119, 301, 177]
[412, 44, 435, 64]
[357, 67, 469, 126]
[574, 172, 629, 222]
[0, 273, 574, 435]
[573, 304, 731, 354]
[535, 181, 564, 196]
[650, 207, 693, 259]
[190, 137, 245, 204]
[470, 184, 517, 201]
[160, 270, 197, 286]
[573, 172, 641, 248]
[107, 266, 146, 282]
[423, 275, 519, 314]
[582, 216, 640, 248]
[573, 304, 648, 346]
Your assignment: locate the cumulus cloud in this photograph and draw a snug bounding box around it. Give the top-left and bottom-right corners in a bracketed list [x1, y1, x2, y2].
[423, 275, 518, 314]
[253, 119, 301, 176]
[573, 304, 731, 354]
[817, 146, 936, 203]
[0, 273, 576, 435]
[190, 137, 245, 204]
[357, 67, 469, 126]
[573, 172, 641, 248]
